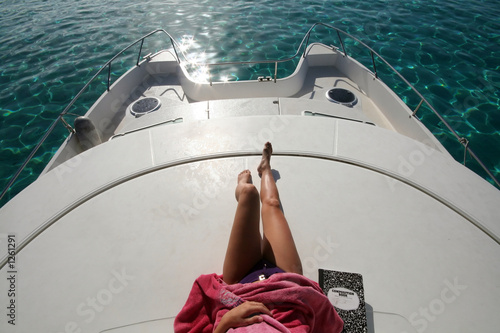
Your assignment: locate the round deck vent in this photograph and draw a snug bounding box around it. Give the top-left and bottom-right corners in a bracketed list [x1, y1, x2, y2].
[326, 88, 358, 107]
[129, 97, 161, 116]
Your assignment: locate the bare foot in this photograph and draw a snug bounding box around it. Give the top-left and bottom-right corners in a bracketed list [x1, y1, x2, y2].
[257, 142, 273, 176]
[235, 170, 252, 201]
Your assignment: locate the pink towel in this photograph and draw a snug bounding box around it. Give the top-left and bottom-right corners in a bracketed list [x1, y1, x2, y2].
[227, 314, 290, 332]
[174, 272, 343, 332]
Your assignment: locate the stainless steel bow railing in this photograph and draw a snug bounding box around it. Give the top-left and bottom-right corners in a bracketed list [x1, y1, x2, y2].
[0, 29, 183, 204]
[1, 23, 498, 204]
[302, 23, 500, 189]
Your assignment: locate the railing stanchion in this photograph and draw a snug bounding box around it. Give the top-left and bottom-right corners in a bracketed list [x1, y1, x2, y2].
[370, 51, 378, 78]
[136, 38, 144, 66]
[274, 62, 278, 83]
[460, 138, 469, 165]
[171, 37, 180, 63]
[107, 63, 111, 91]
[411, 99, 424, 118]
[337, 31, 347, 57]
[303, 32, 311, 58]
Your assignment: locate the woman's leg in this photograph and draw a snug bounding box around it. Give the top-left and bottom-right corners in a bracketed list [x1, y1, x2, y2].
[223, 170, 263, 284]
[259, 143, 303, 274]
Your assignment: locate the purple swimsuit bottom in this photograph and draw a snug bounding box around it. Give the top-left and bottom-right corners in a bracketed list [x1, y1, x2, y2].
[239, 259, 285, 284]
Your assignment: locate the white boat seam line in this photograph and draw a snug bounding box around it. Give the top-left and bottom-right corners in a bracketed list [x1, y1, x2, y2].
[149, 129, 156, 166]
[0, 152, 496, 269]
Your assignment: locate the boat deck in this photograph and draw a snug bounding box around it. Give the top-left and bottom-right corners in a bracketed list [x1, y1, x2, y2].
[1, 114, 499, 332]
[1, 44, 499, 332]
[114, 50, 395, 136]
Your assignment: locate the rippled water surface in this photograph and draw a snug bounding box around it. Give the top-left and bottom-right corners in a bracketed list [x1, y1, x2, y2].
[1, 0, 499, 205]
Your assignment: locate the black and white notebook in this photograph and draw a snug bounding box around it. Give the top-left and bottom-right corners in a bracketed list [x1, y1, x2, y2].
[319, 269, 367, 333]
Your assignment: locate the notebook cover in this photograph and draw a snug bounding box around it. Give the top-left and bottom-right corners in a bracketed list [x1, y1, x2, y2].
[319, 269, 367, 333]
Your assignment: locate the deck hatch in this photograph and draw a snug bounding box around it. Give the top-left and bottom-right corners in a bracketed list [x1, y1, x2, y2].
[326, 88, 358, 107]
[129, 97, 162, 117]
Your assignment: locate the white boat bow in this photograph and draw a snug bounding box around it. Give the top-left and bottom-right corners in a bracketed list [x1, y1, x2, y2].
[1, 23, 499, 332]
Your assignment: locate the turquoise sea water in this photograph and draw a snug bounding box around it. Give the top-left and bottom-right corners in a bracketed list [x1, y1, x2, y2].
[1, 0, 499, 206]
